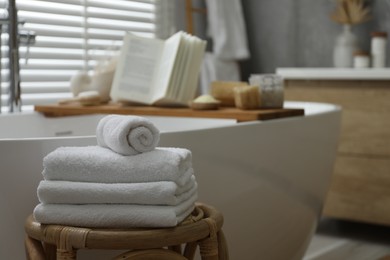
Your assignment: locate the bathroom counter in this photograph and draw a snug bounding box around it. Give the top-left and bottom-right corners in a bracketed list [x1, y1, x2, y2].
[276, 68, 390, 80]
[34, 103, 304, 122]
[278, 68, 390, 226]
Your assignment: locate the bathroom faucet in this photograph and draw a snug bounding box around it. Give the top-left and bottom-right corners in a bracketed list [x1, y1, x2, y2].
[8, 0, 21, 113]
[0, 0, 35, 113]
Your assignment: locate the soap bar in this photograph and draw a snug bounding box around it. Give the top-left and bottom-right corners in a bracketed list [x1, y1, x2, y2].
[211, 81, 248, 106]
[233, 85, 261, 110]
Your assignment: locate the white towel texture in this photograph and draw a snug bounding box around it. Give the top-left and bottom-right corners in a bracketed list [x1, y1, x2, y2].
[33, 193, 197, 228]
[36, 115, 198, 228]
[205, 0, 250, 60]
[37, 176, 197, 205]
[200, 52, 241, 94]
[96, 115, 160, 156]
[199, 1, 250, 94]
[42, 146, 193, 186]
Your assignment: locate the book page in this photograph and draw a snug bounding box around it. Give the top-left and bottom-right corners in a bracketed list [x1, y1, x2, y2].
[183, 37, 207, 102]
[110, 33, 164, 104]
[177, 34, 195, 101]
[152, 32, 183, 102]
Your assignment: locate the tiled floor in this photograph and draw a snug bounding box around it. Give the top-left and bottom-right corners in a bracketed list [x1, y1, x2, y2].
[304, 217, 390, 260]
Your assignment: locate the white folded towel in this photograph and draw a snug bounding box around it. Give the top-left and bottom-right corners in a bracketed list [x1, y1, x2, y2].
[42, 146, 192, 186]
[96, 115, 160, 156]
[37, 176, 197, 205]
[33, 193, 197, 228]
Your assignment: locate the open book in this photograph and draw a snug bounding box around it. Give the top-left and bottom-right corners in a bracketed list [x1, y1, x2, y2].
[110, 31, 207, 106]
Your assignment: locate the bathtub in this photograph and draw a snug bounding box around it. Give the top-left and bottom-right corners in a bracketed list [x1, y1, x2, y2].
[0, 101, 341, 260]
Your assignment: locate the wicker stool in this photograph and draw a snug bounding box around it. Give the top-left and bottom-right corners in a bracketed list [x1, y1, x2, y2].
[24, 203, 228, 260]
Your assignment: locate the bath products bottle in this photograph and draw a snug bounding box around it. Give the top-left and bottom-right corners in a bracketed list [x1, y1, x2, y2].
[353, 50, 370, 68]
[371, 31, 388, 68]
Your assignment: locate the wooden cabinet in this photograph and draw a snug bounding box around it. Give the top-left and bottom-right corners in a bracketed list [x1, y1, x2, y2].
[284, 79, 390, 225]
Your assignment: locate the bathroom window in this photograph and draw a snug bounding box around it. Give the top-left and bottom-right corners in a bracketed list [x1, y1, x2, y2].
[1, 0, 175, 112]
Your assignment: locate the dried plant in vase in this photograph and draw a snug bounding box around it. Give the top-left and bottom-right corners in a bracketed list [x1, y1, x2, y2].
[330, 0, 371, 67]
[331, 0, 371, 25]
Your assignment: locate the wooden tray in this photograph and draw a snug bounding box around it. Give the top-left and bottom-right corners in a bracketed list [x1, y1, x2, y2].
[34, 103, 304, 122]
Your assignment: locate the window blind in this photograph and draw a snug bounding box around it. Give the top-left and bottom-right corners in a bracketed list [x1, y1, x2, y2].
[1, 0, 173, 112]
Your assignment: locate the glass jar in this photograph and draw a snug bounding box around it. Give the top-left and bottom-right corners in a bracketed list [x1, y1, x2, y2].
[353, 50, 370, 68]
[249, 74, 284, 108]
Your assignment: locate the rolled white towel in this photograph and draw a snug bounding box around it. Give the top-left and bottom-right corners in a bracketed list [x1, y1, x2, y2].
[42, 146, 193, 186]
[96, 115, 160, 155]
[37, 176, 197, 205]
[33, 193, 197, 228]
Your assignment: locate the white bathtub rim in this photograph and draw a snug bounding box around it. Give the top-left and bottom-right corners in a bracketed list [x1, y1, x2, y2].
[0, 101, 341, 141]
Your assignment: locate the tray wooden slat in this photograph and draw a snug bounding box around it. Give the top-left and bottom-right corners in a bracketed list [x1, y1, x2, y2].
[34, 103, 304, 122]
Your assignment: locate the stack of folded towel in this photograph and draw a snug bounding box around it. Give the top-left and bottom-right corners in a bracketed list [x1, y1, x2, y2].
[33, 115, 198, 228]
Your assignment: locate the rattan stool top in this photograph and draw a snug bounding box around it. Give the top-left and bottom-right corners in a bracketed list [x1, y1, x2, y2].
[24, 202, 228, 260]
